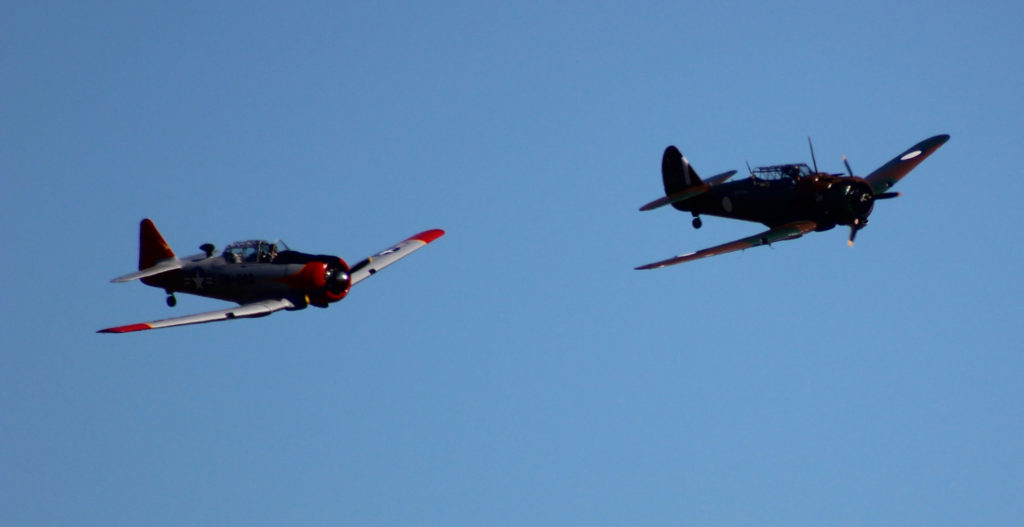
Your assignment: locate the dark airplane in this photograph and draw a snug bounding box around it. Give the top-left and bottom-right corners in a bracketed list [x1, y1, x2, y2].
[636, 134, 949, 269]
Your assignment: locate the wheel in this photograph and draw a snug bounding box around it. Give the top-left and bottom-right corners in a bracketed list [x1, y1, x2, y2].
[692, 217, 703, 229]
[166, 295, 177, 307]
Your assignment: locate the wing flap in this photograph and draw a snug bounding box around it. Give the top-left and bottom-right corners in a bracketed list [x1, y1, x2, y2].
[349, 229, 445, 286]
[98, 298, 295, 333]
[635, 220, 817, 269]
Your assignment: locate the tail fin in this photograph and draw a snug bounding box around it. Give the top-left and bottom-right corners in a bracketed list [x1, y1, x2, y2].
[138, 219, 175, 270]
[662, 146, 706, 210]
[662, 146, 704, 194]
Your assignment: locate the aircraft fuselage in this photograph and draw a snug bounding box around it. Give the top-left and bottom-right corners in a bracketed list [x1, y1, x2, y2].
[142, 250, 350, 308]
[677, 173, 875, 231]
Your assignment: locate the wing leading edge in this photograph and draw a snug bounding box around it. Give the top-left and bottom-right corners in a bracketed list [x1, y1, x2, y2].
[635, 221, 817, 270]
[865, 134, 949, 194]
[349, 229, 445, 286]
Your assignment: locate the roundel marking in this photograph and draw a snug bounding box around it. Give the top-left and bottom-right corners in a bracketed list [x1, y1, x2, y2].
[722, 196, 733, 213]
[900, 150, 922, 161]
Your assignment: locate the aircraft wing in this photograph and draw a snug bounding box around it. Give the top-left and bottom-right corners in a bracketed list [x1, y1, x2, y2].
[349, 229, 445, 286]
[98, 298, 296, 333]
[635, 220, 818, 269]
[865, 134, 949, 194]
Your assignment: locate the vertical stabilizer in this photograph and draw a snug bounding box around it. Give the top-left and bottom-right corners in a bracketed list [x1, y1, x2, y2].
[662, 146, 706, 211]
[662, 146, 704, 195]
[138, 219, 175, 270]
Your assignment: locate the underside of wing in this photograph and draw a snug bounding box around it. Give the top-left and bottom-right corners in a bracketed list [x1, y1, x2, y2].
[349, 229, 445, 286]
[635, 220, 817, 270]
[98, 298, 295, 333]
[865, 134, 949, 194]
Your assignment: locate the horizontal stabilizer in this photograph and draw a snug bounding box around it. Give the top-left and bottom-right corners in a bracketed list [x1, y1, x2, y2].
[649, 145, 718, 212]
[704, 170, 737, 186]
[639, 186, 708, 211]
[111, 259, 183, 283]
[640, 167, 733, 211]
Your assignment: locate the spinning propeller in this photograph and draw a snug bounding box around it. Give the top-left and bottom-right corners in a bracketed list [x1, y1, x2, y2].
[839, 154, 890, 247]
[810, 138, 883, 246]
[840, 155, 864, 246]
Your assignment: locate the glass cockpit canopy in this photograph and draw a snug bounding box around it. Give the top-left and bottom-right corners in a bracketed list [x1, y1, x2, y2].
[752, 163, 812, 180]
[223, 239, 289, 263]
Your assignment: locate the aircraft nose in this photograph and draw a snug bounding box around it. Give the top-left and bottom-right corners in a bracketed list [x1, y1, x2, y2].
[327, 268, 351, 294]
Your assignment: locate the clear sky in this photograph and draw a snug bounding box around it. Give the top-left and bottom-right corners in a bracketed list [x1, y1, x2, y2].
[3, 1, 1022, 525]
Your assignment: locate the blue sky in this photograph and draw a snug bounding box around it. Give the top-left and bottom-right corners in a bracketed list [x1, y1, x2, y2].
[3, 1, 1022, 525]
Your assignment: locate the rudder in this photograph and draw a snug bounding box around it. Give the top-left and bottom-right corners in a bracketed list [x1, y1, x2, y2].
[138, 219, 175, 270]
[662, 146, 705, 210]
[662, 146, 704, 196]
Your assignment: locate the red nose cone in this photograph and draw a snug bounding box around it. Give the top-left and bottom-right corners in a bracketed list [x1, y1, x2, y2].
[324, 257, 351, 303]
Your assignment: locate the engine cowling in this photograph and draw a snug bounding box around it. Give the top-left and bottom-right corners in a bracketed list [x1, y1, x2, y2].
[296, 258, 351, 307]
[825, 178, 875, 225]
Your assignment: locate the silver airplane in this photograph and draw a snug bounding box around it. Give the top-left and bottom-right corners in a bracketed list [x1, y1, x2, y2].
[99, 219, 444, 333]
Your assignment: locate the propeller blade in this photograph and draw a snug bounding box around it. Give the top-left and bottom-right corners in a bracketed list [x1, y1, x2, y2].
[808, 137, 819, 173]
[842, 155, 854, 177]
[848, 218, 867, 247]
[874, 191, 901, 200]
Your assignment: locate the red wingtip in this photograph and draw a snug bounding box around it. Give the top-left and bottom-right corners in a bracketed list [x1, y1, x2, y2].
[411, 229, 445, 244]
[98, 323, 154, 334]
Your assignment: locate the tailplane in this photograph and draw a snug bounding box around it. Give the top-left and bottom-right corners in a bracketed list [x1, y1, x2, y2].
[640, 146, 710, 211]
[139, 219, 175, 270]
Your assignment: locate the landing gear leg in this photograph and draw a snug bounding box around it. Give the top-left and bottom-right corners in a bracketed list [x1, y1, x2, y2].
[166, 293, 177, 307]
[691, 214, 703, 229]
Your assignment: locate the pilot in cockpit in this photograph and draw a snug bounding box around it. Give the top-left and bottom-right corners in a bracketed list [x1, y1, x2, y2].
[224, 240, 283, 264]
[258, 243, 278, 263]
